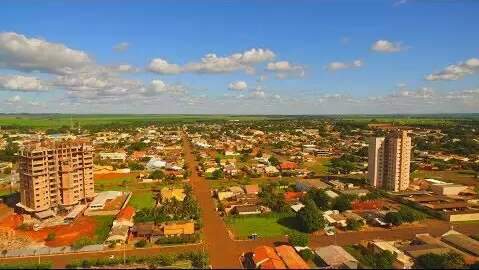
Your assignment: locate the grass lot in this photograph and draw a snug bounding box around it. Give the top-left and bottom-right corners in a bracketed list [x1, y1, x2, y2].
[208, 176, 296, 190]
[95, 173, 184, 209]
[92, 215, 115, 243]
[129, 190, 157, 209]
[304, 158, 331, 175]
[412, 169, 479, 187]
[225, 212, 300, 239]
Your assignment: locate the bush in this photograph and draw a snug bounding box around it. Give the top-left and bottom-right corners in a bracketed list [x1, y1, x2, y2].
[346, 218, 364, 231]
[288, 231, 309, 247]
[135, 239, 147, 248]
[46, 232, 56, 241]
[155, 233, 200, 245]
[72, 236, 94, 250]
[299, 249, 314, 261]
[297, 199, 325, 233]
[384, 212, 403, 226]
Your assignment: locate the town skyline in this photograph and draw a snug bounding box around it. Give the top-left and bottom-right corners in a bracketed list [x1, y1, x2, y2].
[1, 0, 479, 114]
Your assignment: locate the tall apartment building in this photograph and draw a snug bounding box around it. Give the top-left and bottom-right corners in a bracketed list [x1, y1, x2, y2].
[18, 139, 95, 214]
[368, 130, 411, 192]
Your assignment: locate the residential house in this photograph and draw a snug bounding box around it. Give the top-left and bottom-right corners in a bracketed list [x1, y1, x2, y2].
[315, 245, 359, 269]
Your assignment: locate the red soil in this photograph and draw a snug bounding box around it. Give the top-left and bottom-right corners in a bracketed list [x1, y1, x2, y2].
[20, 216, 97, 247]
[0, 213, 23, 229]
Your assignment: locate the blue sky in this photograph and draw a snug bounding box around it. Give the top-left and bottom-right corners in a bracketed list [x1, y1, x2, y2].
[0, 0, 478, 114]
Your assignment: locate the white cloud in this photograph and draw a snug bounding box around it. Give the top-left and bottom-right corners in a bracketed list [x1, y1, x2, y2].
[113, 42, 129, 52]
[142, 79, 187, 96]
[266, 61, 305, 78]
[425, 57, 479, 81]
[7, 95, 21, 103]
[111, 64, 138, 73]
[394, 0, 408, 6]
[326, 60, 363, 71]
[371, 40, 405, 53]
[148, 48, 275, 75]
[148, 58, 182, 74]
[0, 32, 92, 74]
[0, 75, 50, 92]
[250, 90, 265, 98]
[228, 81, 248, 91]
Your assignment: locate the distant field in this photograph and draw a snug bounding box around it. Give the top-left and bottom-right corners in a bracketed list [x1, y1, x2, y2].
[304, 158, 331, 175]
[0, 113, 477, 129]
[0, 114, 273, 129]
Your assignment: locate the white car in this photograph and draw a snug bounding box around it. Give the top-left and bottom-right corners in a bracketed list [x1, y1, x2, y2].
[324, 227, 336, 236]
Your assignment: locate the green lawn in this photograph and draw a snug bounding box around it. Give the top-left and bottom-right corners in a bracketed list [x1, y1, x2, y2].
[225, 212, 300, 239]
[129, 190, 157, 209]
[92, 215, 115, 243]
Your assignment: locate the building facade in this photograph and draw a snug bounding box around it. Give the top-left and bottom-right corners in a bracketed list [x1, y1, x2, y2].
[368, 130, 411, 192]
[18, 139, 94, 213]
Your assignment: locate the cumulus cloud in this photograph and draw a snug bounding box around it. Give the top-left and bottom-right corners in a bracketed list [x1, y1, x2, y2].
[148, 58, 182, 74]
[326, 60, 363, 71]
[371, 40, 405, 53]
[113, 42, 129, 52]
[228, 81, 248, 91]
[148, 48, 275, 75]
[6, 95, 21, 103]
[0, 75, 50, 92]
[266, 61, 305, 78]
[143, 79, 187, 96]
[425, 57, 479, 81]
[0, 32, 93, 74]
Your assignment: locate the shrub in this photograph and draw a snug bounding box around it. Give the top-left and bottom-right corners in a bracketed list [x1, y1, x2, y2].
[72, 236, 94, 250]
[135, 239, 147, 248]
[299, 249, 314, 261]
[288, 231, 309, 247]
[46, 232, 56, 241]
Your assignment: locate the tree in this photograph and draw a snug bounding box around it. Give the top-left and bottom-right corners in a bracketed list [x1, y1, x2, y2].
[415, 252, 465, 269]
[258, 183, 287, 212]
[288, 231, 309, 247]
[306, 189, 330, 210]
[398, 206, 425, 223]
[211, 169, 224, 179]
[332, 194, 352, 212]
[374, 250, 397, 269]
[268, 156, 280, 166]
[135, 239, 147, 248]
[384, 212, 403, 226]
[297, 199, 325, 233]
[149, 170, 164, 179]
[346, 218, 364, 231]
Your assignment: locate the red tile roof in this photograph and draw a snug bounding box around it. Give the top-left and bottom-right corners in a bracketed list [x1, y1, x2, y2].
[253, 245, 286, 269]
[117, 206, 135, 221]
[275, 245, 310, 269]
[280, 161, 298, 170]
[284, 191, 304, 202]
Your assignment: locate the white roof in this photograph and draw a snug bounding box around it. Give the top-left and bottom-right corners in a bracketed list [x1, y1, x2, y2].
[90, 191, 123, 208]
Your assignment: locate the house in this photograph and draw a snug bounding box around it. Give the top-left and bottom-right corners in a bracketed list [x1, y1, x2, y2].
[105, 206, 136, 244]
[234, 205, 261, 215]
[284, 191, 304, 203]
[265, 166, 280, 176]
[441, 230, 479, 257]
[296, 179, 330, 192]
[160, 187, 186, 203]
[367, 240, 414, 269]
[115, 206, 135, 227]
[315, 245, 359, 269]
[217, 191, 235, 201]
[99, 152, 127, 161]
[248, 245, 309, 269]
[163, 220, 195, 237]
[244, 184, 260, 195]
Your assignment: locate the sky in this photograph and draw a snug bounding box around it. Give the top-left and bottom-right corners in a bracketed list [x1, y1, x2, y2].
[0, 0, 478, 114]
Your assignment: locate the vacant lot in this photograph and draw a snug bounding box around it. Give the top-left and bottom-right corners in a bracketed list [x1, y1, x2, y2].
[412, 169, 478, 187]
[225, 212, 300, 239]
[304, 157, 331, 175]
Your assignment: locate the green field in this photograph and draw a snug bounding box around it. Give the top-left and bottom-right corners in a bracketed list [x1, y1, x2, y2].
[0, 114, 272, 129]
[225, 212, 300, 239]
[92, 215, 115, 243]
[304, 158, 331, 175]
[411, 169, 479, 187]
